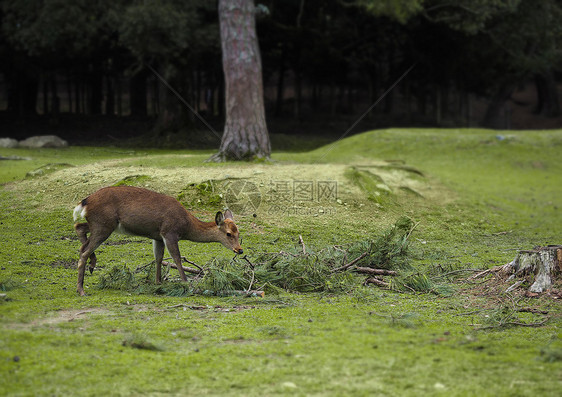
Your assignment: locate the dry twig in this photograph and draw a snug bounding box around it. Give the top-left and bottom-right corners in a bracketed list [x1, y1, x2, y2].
[332, 252, 369, 273]
[163, 262, 202, 275]
[298, 235, 306, 254]
[364, 277, 390, 288]
[242, 255, 256, 293]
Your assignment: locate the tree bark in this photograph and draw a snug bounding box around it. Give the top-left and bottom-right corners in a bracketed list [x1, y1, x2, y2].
[504, 246, 561, 293]
[212, 0, 271, 161]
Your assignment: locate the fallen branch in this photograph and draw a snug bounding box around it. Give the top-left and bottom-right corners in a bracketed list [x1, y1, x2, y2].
[167, 304, 207, 310]
[163, 261, 202, 275]
[298, 235, 306, 255]
[198, 289, 265, 298]
[468, 265, 506, 280]
[355, 267, 398, 276]
[364, 277, 390, 288]
[517, 308, 549, 315]
[180, 256, 204, 272]
[332, 252, 368, 273]
[505, 280, 524, 293]
[242, 255, 256, 293]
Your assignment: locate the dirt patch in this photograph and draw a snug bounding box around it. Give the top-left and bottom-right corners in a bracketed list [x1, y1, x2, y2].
[7, 308, 113, 330]
[46, 259, 77, 269]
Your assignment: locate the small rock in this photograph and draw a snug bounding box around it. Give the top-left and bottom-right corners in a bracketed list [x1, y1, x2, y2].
[19, 135, 68, 148]
[0, 138, 19, 148]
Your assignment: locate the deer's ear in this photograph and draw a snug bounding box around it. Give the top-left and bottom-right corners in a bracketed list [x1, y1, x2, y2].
[215, 211, 225, 226]
[224, 209, 234, 220]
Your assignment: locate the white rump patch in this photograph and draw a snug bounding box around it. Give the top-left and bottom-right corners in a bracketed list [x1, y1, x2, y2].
[73, 204, 87, 221]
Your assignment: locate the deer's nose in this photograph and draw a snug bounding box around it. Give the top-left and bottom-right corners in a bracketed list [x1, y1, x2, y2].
[235, 248, 244, 254]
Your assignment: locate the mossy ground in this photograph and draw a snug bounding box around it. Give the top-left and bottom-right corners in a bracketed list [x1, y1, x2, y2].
[0, 128, 561, 396]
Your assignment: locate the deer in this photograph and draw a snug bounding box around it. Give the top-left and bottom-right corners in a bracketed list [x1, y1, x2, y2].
[72, 185, 243, 296]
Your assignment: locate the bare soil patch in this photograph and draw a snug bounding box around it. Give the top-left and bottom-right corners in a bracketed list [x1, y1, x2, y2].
[6, 308, 113, 330]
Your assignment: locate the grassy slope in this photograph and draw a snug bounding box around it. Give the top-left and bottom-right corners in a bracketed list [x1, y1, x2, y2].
[304, 129, 561, 265]
[0, 128, 561, 396]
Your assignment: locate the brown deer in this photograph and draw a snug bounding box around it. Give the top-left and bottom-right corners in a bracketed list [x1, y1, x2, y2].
[73, 186, 243, 296]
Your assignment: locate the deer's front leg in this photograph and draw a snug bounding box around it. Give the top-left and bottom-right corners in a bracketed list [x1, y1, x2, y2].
[164, 236, 187, 281]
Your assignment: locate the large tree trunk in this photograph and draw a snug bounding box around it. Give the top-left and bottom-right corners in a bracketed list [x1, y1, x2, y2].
[212, 0, 271, 161]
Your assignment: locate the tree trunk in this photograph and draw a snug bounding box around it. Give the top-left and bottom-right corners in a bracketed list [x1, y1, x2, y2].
[130, 68, 148, 117]
[212, 0, 271, 161]
[535, 71, 560, 117]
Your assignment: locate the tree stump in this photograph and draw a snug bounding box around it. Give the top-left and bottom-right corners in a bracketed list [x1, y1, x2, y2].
[502, 245, 562, 293]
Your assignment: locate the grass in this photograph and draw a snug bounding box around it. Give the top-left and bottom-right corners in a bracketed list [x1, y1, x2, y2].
[0, 128, 561, 396]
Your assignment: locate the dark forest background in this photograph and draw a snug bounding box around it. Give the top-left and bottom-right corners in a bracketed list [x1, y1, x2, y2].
[1, 0, 561, 145]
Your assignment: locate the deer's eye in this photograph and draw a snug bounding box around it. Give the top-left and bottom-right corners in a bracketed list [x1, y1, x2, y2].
[227, 232, 232, 237]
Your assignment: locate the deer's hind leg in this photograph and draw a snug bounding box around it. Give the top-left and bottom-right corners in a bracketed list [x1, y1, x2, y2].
[75, 222, 97, 273]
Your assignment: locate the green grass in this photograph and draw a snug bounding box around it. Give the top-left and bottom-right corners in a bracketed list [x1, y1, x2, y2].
[0, 128, 561, 396]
